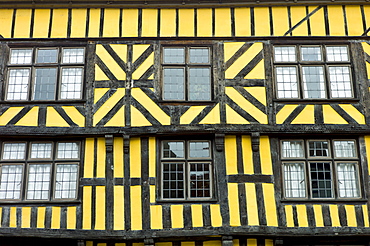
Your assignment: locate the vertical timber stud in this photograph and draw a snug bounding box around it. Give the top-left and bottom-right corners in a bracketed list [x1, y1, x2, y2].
[105, 135, 114, 230]
[78, 240, 85, 246]
[123, 134, 131, 230]
[144, 239, 154, 246]
[222, 236, 233, 246]
[215, 134, 225, 152]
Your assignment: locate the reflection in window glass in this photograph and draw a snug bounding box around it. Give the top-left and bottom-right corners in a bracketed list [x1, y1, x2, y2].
[33, 68, 57, 100]
[189, 162, 211, 198]
[302, 66, 325, 99]
[189, 68, 211, 101]
[163, 68, 185, 100]
[30, 143, 52, 159]
[189, 141, 210, 158]
[2, 143, 26, 160]
[37, 49, 58, 63]
[301, 46, 322, 61]
[309, 141, 329, 157]
[27, 164, 51, 200]
[0, 165, 23, 199]
[163, 48, 185, 64]
[163, 141, 184, 158]
[10, 49, 32, 64]
[310, 162, 332, 198]
[275, 66, 299, 98]
[274, 46, 296, 62]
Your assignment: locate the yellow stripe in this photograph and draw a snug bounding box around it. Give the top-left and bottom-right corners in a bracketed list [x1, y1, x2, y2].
[290, 6, 308, 36]
[122, 9, 138, 37]
[247, 239, 257, 246]
[150, 185, 155, 203]
[33, 9, 50, 38]
[160, 9, 176, 37]
[88, 9, 100, 37]
[323, 105, 348, 124]
[364, 6, 370, 36]
[235, 8, 251, 36]
[114, 137, 124, 178]
[339, 104, 365, 124]
[276, 105, 298, 124]
[197, 8, 212, 37]
[260, 136, 273, 175]
[215, 8, 231, 36]
[9, 207, 17, 227]
[203, 241, 221, 246]
[62, 106, 85, 127]
[242, 135, 253, 174]
[345, 205, 357, 227]
[67, 207, 77, 229]
[96, 45, 126, 80]
[346, 6, 363, 36]
[21, 207, 31, 228]
[37, 207, 46, 228]
[46, 107, 70, 127]
[84, 138, 94, 178]
[329, 204, 341, 227]
[149, 137, 156, 177]
[93, 88, 125, 126]
[14, 9, 32, 38]
[94, 88, 110, 104]
[199, 103, 221, 124]
[313, 205, 324, 227]
[114, 186, 125, 230]
[131, 186, 142, 230]
[262, 183, 278, 226]
[171, 205, 184, 228]
[291, 105, 315, 124]
[179, 9, 194, 36]
[327, 5, 345, 36]
[254, 7, 270, 36]
[51, 207, 61, 229]
[191, 204, 203, 227]
[228, 183, 241, 226]
[82, 186, 92, 229]
[226, 104, 250, 124]
[285, 205, 294, 227]
[95, 186, 106, 230]
[366, 136, 370, 176]
[210, 204, 222, 227]
[362, 205, 369, 227]
[244, 87, 266, 106]
[225, 135, 238, 175]
[103, 9, 120, 37]
[70, 9, 87, 38]
[296, 205, 308, 227]
[272, 7, 289, 36]
[245, 183, 259, 225]
[51, 9, 68, 38]
[133, 44, 150, 62]
[224, 43, 245, 63]
[150, 205, 163, 229]
[182, 242, 195, 246]
[132, 53, 154, 80]
[0, 9, 13, 38]
[309, 6, 326, 36]
[15, 106, 39, 126]
[0, 107, 23, 126]
[130, 137, 141, 178]
[96, 138, 106, 178]
[0, 207, 2, 227]
[142, 9, 158, 37]
[131, 105, 152, 127]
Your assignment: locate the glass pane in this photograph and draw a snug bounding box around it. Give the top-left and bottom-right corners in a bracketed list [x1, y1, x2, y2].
[62, 48, 84, 63]
[55, 164, 78, 199]
[329, 66, 352, 98]
[7, 69, 30, 100]
[162, 141, 184, 158]
[302, 66, 326, 99]
[189, 141, 210, 158]
[327, 46, 349, 62]
[337, 163, 360, 198]
[163, 48, 185, 64]
[310, 162, 333, 198]
[163, 68, 185, 100]
[10, 49, 32, 64]
[60, 68, 83, 99]
[33, 68, 57, 100]
[30, 143, 52, 159]
[275, 66, 299, 98]
[36, 49, 58, 63]
[189, 162, 211, 198]
[26, 164, 51, 200]
[301, 46, 322, 61]
[57, 142, 79, 159]
[274, 46, 296, 62]
[189, 48, 209, 63]
[283, 163, 306, 198]
[334, 140, 356, 158]
[2, 143, 26, 160]
[189, 68, 211, 101]
[308, 140, 329, 157]
[281, 140, 304, 158]
[0, 165, 23, 199]
[162, 162, 185, 199]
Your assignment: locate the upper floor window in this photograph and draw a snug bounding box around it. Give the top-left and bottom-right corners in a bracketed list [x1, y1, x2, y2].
[0, 141, 80, 202]
[6, 47, 85, 101]
[162, 46, 212, 101]
[281, 139, 361, 200]
[273, 45, 353, 100]
[159, 140, 214, 201]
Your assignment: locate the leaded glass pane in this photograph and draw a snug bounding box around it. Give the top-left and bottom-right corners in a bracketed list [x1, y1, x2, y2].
[337, 163, 360, 198]
[163, 48, 185, 64]
[7, 68, 30, 100]
[282, 140, 304, 158]
[30, 143, 52, 159]
[2, 143, 26, 160]
[302, 66, 326, 99]
[36, 49, 58, 63]
[33, 68, 57, 100]
[301, 46, 322, 61]
[189, 48, 209, 63]
[274, 46, 296, 62]
[0, 165, 23, 199]
[188, 68, 211, 101]
[308, 141, 329, 157]
[189, 141, 210, 158]
[310, 162, 333, 198]
[57, 142, 79, 159]
[162, 162, 185, 199]
[10, 49, 32, 64]
[62, 48, 84, 63]
[189, 162, 211, 198]
[334, 140, 356, 158]
[26, 164, 51, 200]
[60, 68, 83, 99]
[283, 163, 306, 198]
[275, 66, 299, 98]
[54, 164, 78, 199]
[327, 46, 349, 62]
[329, 66, 352, 98]
[162, 141, 184, 158]
[163, 68, 185, 100]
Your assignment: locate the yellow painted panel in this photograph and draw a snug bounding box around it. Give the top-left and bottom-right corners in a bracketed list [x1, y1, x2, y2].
[191, 204, 203, 227]
[291, 105, 315, 124]
[67, 207, 76, 229]
[0, 107, 23, 126]
[0, 9, 13, 38]
[149, 137, 156, 177]
[114, 137, 124, 178]
[156, 243, 171, 246]
[226, 104, 250, 124]
[345, 205, 357, 227]
[247, 239, 257, 246]
[265, 240, 273, 246]
[131, 105, 152, 127]
[327, 6, 345, 36]
[51, 207, 61, 229]
[88, 9, 101, 37]
[51, 9, 68, 38]
[179, 9, 194, 36]
[15, 106, 39, 126]
[276, 105, 298, 124]
[242, 136, 253, 174]
[87, 241, 93, 246]
[260, 136, 273, 175]
[95, 186, 106, 230]
[285, 205, 294, 227]
[272, 7, 289, 36]
[82, 186, 92, 229]
[150, 205, 163, 229]
[362, 205, 369, 227]
[254, 7, 270, 36]
[363, 42, 370, 56]
[322, 105, 348, 124]
[142, 9, 158, 37]
[309, 6, 326, 36]
[96, 138, 106, 178]
[235, 8, 251, 36]
[262, 183, 278, 226]
[33, 9, 50, 38]
[96, 45, 126, 80]
[244, 59, 265, 79]
[133, 45, 151, 64]
[199, 103, 221, 124]
[313, 205, 324, 227]
[131, 88, 170, 125]
[180, 106, 206, 124]
[105, 106, 125, 127]
[226, 87, 267, 124]
[225, 135, 238, 175]
[93, 88, 125, 126]
[46, 107, 70, 127]
[131, 186, 142, 230]
[296, 205, 308, 227]
[114, 186, 125, 230]
[366, 63, 370, 79]
[9, 207, 17, 227]
[215, 8, 231, 37]
[95, 64, 110, 81]
[14, 9, 31, 38]
[245, 87, 266, 106]
[339, 104, 365, 124]
[233, 239, 240, 246]
[133, 53, 154, 80]
[122, 9, 138, 37]
[130, 137, 141, 178]
[37, 207, 46, 228]
[228, 183, 241, 226]
[366, 136, 370, 175]
[290, 7, 308, 36]
[203, 241, 221, 246]
[62, 106, 85, 127]
[84, 138, 94, 178]
[111, 44, 128, 62]
[103, 9, 120, 37]
[160, 9, 176, 37]
[171, 204, 184, 228]
[210, 204, 222, 227]
[197, 8, 212, 37]
[329, 204, 341, 227]
[346, 6, 363, 36]
[245, 183, 259, 225]
[94, 88, 110, 104]
[21, 207, 31, 228]
[70, 9, 87, 38]
[150, 185, 156, 203]
[364, 6, 370, 37]
[182, 242, 195, 246]
[0, 208, 1, 227]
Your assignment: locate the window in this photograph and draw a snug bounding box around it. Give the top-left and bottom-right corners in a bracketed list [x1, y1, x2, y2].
[160, 140, 213, 201]
[162, 46, 212, 101]
[273, 45, 353, 99]
[0, 141, 80, 201]
[281, 139, 361, 199]
[6, 47, 85, 101]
